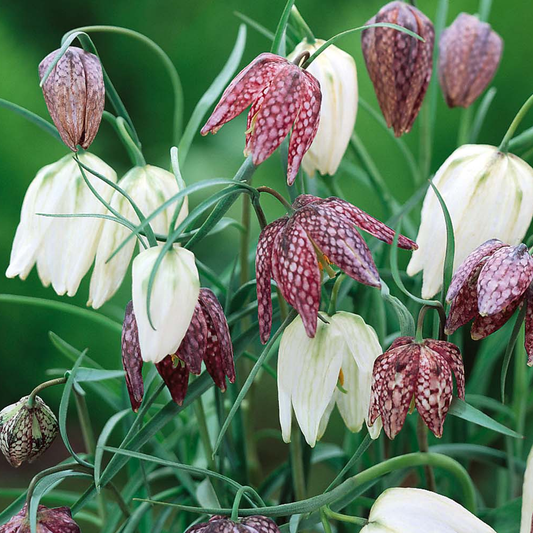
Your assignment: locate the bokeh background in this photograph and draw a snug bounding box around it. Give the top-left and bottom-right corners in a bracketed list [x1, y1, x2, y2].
[1, 0, 532, 517]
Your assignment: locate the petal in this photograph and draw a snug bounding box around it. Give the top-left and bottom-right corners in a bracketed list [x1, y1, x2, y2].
[176, 303, 207, 375]
[477, 244, 533, 316]
[291, 194, 322, 210]
[471, 301, 521, 340]
[121, 301, 144, 412]
[245, 84, 270, 151]
[255, 218, 289, 344]
[201, 53, 286, 135]
[415, 346, 454, 438]
[446, 239, 507, 302]
[526, 289, 533, 367]
[389, 336, 415, 350]
[156, 355, 190, 406]
[241, 516, 281, 533]
[287, 71, 322, 185]
[271, 219, 321, 338]
[296, 205, 381, 287]
[424, 339, 465, 400]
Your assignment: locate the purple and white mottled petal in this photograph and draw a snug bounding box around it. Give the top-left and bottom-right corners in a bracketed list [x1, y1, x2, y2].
[287, 72, 322, 185]
[201, 53, 286, 135]
[525, 288, 533, 366]
[176, 303, 207, 375]
[446, 239, 507, 302]
[291, 194, 322, 209]
[415, 346, 454, 438]
[389, 336, 415, 350]
[471, 301, 521, 340]
[271, 219, 321, 338]
[245, 84, 270, 151]
[477, 244, 533, 316]
[424, 339, 465, 399]
[241, 516, 282, 533]
[156, 355, 190, 406]
[121, 301, 144, 412]
[256, 218, 289, 344]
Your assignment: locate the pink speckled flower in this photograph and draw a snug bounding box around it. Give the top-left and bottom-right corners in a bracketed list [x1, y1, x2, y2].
[122, 288, 235, 409]
[368, 337, 465, 439]
[186, 515, 280, 533]
[256, 194, 418, 343]
[0, 504, 80, 533]
[445, 239, 533, 364]
[201, 52, 322, 185]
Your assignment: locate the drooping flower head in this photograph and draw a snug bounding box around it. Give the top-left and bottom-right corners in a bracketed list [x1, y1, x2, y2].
[368, 337, 465, 439]
[185, 515, 280, 533]
[256, 194, 417, 343]
[0, 504, 80, 533]
[445, 240, 533, 363]
[201, 52, 321, 185]
[122, 288, 235, 409]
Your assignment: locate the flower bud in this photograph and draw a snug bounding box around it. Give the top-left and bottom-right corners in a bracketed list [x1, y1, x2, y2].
[6, 153, 117, 297]
[407, 145, 533, 298]
[0, 504, 80, 533]
[39, 47, 105, 151]
[360, 488, 496, 533]
[288, 40, 357, 176]
[88, 165, 188, 309]
[132, 246, 200, 363]
[0, 396, 58, 467]
[361, 1, 435, 137]
[439, 13, 503, 108]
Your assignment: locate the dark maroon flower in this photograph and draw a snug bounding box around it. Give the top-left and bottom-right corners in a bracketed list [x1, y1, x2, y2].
[201, 52, 321, 185]
[446, 239, 533, 364]
[438, 13, 503, 108]
[361, 1, 435, 137]
[368, 337, 465, 439]
[0, 504, 80, 533]
[186, 515, 280, 533]
[121, 288, 235, 409]
[256, 194, 418, 342]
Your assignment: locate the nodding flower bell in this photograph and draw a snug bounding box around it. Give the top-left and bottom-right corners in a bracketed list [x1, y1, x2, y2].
[39, 47, 105, 151]
[6, 153, 117, 297]
[445, 240, 533, 363]
[185, 515, 280, 533]
[288, 40, 358, 176]
[439, 13, 503, 108]
[368, 337, 465, 439]
[360, 488, 496, 533]
[256, 194, 417, 342]
[361, 1, 435, 137]
[278, 312, 382, 447]
[122, 288, 235, 409]
[0, 395, 59, 467]
[88, 165, 188, 309]
[407, 145, 533, 299]
[0, 504, 80, 533]
[201, 52, 322, 185]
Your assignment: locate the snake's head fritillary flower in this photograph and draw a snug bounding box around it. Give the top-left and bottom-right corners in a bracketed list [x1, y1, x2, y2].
[39, 47, 105, 151]
[185, 515, 280, 533]
[122, 289, 234, 409]
[256, 194, 417, 342]
[0, 504, 80, 533]
[361, 1, 435, 137]
[0, 396, 58, 467]
[368, 337, 465, 439]
[200, 52, 321, 185]
[439, 13, 503, 108]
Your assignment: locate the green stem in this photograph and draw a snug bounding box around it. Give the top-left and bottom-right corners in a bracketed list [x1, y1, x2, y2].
[415, 304, 446, 342]
[257, 187, 293, 212]
[115, 117, 146, 166]
[478, 0, 492, 21]
[251, 196, 268, 229]
[74, 391, 96, 456]
[290, 6, 316, 43]
[290, 426, 306, 500]
[457, 106, 473, 147]
[194, 400, 216, 471]
[27, 377, 67, 408]
[328, 274, 345, 316]
[322, 506, 367, 527]
[513, 326, 527, 468]
[271, 0, 296, 54]
[102, 111, 138, 166]
[230, 486, 258, 521]
[499, 93, 533, 152]
[416, 415, 436, 491]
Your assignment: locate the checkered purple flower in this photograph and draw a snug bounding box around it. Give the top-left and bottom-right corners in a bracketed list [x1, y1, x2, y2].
[185, 515, 280, 533]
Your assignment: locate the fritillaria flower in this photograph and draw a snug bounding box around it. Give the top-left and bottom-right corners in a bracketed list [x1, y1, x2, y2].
[122, 288, 235, 409]
[368, 337, 465, 439]
[445, 240, 533, 363]
[361, 1, 435, 137]
[39, 47, 105, 151]
[0, 396, 58, 467]
[201, 52, 321, 185]
[185, 515, 280, 533]
[0, 505, 80, 533]
[407, 145, 533, 298]
[278, 312, 382, 447]
[439, 13, 503, 108]
[360, 488, 496, 533]
[256, 194, 417, 342]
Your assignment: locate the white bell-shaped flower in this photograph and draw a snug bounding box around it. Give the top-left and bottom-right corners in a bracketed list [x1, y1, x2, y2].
[521, 444, 533, 533]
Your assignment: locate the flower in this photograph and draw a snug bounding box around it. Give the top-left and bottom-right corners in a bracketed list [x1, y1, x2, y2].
[0, 504, 80, 533]
[438, 13, 503, 108]
[368, 337, 465, 439]
[287, 40, 357, 176]
[521, 444, 533, 533]
[201, 52, 321, 185]
[445, 240, 533, 362]
[278, 312, 382, 447]
[0, 395, 58, 467]
[185, 515, 280, 533]
[39, 47, 105, 151]
[6, 153, 117, 297]
[407, 145, 533, 298]
[256, 194, 417, 342]
[122, 288, 234, 408]
[131, 246, 200, 364]
[88, 165, 188, 309]
[361, 1, 435, 137]
[359, 488, 496, 533]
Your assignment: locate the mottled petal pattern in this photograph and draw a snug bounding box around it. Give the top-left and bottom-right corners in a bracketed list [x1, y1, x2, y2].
[388, 336, 415, 350]
[425, 339, 465, 399]
[121, 301, 144, 412]
[185, 516, 281, 533]
[241, 516, 281, 533]
[176, 303, 207, 375]
[156, 356, 190, 406]
[526, 288, 533, 366]
[471, 301, 521, 340]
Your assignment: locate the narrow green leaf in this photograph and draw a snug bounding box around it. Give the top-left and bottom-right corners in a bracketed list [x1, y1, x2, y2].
[271, 0, 296, 54]
[501, 307, 527, 402]
[470, 87, 497, 143]
[196, 479, 221, 509]
[40, 32, 85, 86]
[234, 12, 275, 40]
[74, 368, 125, 382]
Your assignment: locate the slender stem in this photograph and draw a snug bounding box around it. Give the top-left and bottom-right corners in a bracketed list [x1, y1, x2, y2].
[416, 415, 437, 491]
[457, 106, 473, 147]
[240, 196, 252, 286]
[251, 196, 268, 229]
[74, 390, 96, 456]
[290, 6, 316, 43]
[257, 186, 293, 211]
[194, 400, 216, 471]
[102, 111, 138, 166]
[322, 506, 367, 527]
[513, 326, 527, 475]
[290, 426, 306, 500]
[230, 486, 258, 521]
[320, 508, 333, 533]
[115, 117, 146, 166]
[416, 304, 446, 342]
[499, 93, 533, 152]
[105, 482, 131, 518]
[328, 274, 345, 316]
[478, 0, 493, 21]
[27, 377, 67, 408]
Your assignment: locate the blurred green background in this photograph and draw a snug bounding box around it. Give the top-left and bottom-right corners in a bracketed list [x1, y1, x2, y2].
[1, 0, 532, 509]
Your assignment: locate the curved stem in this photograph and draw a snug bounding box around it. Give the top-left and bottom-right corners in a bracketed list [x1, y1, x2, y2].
[416, 304, 446, 342]
[251, 196, 268, 229]
[116, 117, 146, 166]
[231, 486, 257, 521]
[328, 274, 345, 316]
[257, 187, 293, 212]
[27, 377, 67, 408]
[102, 111, 142, 167]
[322, 506, 367, 527]
[499, 93, 533, 153]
